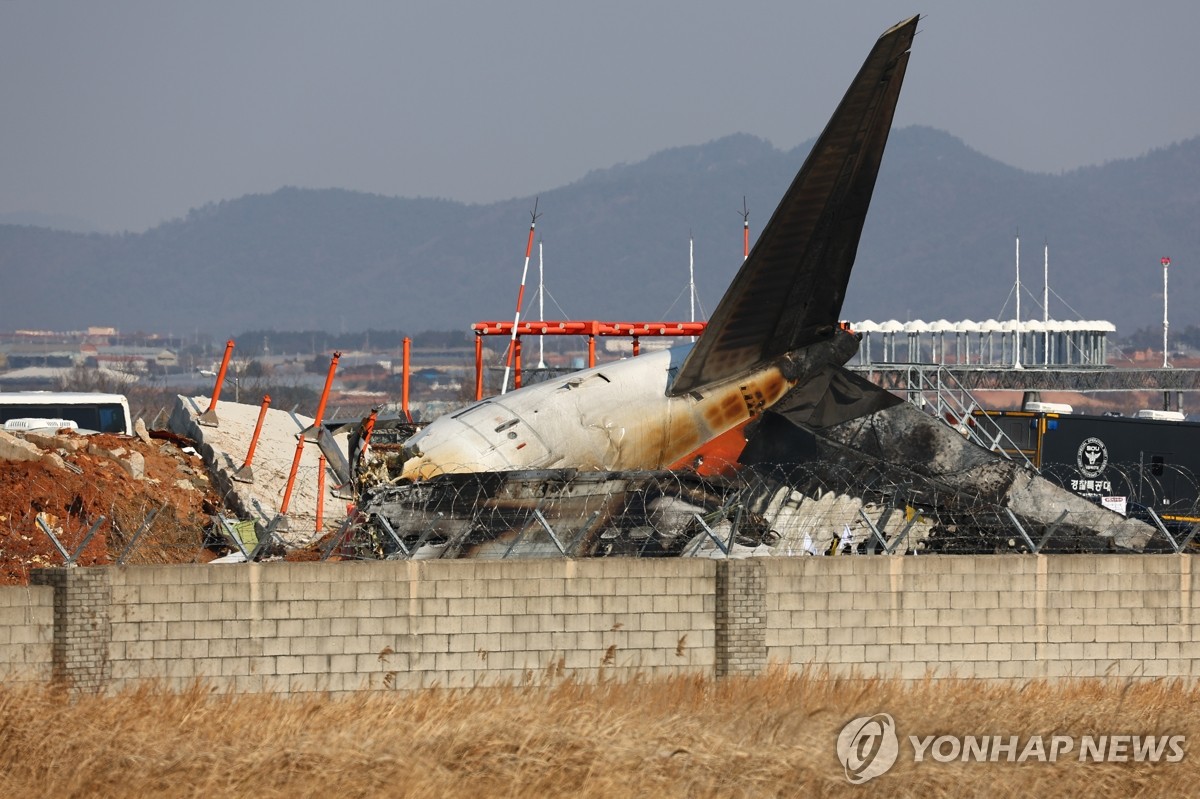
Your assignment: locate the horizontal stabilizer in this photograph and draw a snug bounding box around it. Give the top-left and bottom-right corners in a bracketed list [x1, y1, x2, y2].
[669, 16, 917, 396]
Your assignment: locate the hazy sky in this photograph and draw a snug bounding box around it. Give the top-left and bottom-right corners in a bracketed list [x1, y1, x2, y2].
[3, 1, 1199, 232]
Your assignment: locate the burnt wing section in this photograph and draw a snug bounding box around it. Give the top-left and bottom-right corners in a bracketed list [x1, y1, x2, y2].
[669, 16, 917, 397]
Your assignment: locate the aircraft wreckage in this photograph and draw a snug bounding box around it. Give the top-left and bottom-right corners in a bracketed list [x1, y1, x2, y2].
[336, 16, 1156, 560]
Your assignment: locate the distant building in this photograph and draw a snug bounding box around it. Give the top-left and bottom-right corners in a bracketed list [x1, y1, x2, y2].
[2, 343, 82, 368]
[87, 346, 178, 373]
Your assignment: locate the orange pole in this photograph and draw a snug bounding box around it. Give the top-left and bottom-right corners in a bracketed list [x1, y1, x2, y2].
[360, 409, 378, 447]
[632, 336, 641, 357]
[401, 337, 412, 423]
[514, 337, 523, 389]
[474, 333, 484, 400]
[205, 339, 235, 412]
[279, 437, 305, 515]
[588, 322, 597, 368]
[351, 409, 379, 480]
[310, 351, 341, 430]
[240, 394, 271, 469]
[316, 454, 326, 533]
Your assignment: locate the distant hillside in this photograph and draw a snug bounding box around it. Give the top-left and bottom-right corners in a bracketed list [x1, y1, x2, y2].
[2, 126, 1198, 338]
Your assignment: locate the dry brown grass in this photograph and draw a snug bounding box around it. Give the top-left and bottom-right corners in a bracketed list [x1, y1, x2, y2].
[0, 669, 1196, 797]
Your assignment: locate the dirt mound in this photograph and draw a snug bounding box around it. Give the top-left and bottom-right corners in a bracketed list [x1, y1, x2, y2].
[0, 428, 222, 584]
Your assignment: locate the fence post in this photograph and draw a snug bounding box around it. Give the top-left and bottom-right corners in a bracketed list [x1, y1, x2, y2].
[29, 568, 113, 694]
[714, 559, 766, 677]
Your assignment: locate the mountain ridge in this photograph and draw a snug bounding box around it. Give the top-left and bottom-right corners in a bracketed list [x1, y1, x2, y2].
[2, 125, 1197, 338]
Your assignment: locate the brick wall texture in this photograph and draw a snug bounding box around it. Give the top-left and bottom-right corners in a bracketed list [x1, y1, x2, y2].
[30, 568, 110, 691]
[3, 554, 1200, 694]
[715, 559, 765, 676]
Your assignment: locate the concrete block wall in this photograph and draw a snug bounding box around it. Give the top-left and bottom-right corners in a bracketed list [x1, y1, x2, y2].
[0, 583, 53, 683]
[103, 558, 714, 693]
[6, 554, 1200, 695]
[763, 554, 1200, 680]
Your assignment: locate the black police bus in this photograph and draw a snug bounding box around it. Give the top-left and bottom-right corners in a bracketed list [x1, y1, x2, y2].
[973, 403, 1200, 528]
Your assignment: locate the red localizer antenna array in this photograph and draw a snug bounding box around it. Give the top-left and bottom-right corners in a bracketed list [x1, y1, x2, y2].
[501, 198, 540, 395]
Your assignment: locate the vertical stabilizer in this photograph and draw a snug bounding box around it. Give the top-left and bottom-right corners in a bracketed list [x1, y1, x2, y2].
[669, 16, 917, 396]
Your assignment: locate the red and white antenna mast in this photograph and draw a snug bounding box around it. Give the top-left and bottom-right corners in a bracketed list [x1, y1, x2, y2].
[501, 198, 540, 394]
[688, 231, 696, 340]
[1161, 256, 1172, 369]
[741, 197, 750, 261]
[537, 239, 546, 369]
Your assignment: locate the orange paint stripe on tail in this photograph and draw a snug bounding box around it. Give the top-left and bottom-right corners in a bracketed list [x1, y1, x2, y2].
[668, 421, 751, 478]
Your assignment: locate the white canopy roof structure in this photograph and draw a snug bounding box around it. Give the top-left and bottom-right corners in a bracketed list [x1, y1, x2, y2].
[849, 319, 1115, 367]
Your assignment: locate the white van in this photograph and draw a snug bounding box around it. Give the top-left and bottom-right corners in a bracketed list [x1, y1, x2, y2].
[0, 392, 132, 435]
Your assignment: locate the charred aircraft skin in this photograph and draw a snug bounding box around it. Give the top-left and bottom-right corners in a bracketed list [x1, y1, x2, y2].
[352, 15, 1155, 557]
[741, 399, 1154, 553]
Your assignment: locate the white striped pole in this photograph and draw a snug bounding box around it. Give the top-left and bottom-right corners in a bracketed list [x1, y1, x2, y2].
[501, 200, 539, 394]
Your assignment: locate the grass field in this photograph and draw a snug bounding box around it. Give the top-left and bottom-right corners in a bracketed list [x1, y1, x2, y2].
[0, 669, 1195, 797]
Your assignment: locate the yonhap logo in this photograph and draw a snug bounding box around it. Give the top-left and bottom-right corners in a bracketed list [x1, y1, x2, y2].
[837, 714, 899, 784]
[834, 712, 1186, 784]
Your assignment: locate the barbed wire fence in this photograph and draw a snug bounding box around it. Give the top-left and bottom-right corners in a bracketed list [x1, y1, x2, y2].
[9, 459, 1198, 570]
[317, 460, 1200, 563]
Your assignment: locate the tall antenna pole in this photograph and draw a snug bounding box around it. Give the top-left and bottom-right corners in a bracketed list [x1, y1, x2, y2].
[501, 198, 540, 394]
[1014, 234, 1022, 369]
[687, 232, 697, 342]
[1043, 241, 1049, 365]
[741, 197, 750, 261]
[1162, 256, 1172, 369]
[537, 240, 546, 369]
[689, 231, 697, 335]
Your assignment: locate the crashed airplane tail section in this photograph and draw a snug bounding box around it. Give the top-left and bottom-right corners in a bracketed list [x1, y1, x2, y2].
[395, 15, 919, 480]
[668, 16, 917, 396]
